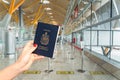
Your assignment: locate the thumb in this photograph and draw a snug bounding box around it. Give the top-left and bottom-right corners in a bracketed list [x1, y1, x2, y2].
[23, 41, 38, 54]
[29, 44, 38, 53]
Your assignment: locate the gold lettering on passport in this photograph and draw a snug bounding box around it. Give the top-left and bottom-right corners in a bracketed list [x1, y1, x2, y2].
[44, 29, 51, 32]
[38, 46, 48, 51]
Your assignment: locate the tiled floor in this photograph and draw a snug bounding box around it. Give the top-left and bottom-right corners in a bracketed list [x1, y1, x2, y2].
[0, 42, 119, 80]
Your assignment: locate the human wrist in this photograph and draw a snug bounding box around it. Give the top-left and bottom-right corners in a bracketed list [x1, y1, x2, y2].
[14, 62, 25, 73]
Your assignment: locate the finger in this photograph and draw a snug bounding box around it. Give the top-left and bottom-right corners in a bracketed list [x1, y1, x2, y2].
[34, 56, 44, 61]
[24, 40, 34, 48]
[23, 41, 33, 50]
[23, 41, 38, 54]
[30, 44, 38, 52]
[33, 54, 44, 60]
[27, 40, 34, 45]
[33, 54, 44, 58]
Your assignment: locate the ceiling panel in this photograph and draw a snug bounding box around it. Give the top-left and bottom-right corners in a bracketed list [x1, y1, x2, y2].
[0, 0, 70, 26]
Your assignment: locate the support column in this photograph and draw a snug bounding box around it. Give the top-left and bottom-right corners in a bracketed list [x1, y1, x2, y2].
[29, 26, 34, 40]
[109, 0, 113, 59]
[77, 31, 85, 73]
[1, 14, 16, 57]
[61, 26, 64, 45]
[19, 6, 25, 42]
[4, 28, 16, 57]
[0, 27, 4, 58]
[0, 0, 25, 57]
[90, 1, 93, 51]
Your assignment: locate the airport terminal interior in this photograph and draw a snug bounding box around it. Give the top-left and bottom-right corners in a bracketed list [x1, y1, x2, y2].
[0, 0, 120, 80]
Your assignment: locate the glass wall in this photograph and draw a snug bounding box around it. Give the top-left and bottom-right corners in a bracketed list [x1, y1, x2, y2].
[69, 0, 120, 64]
[65, 34, 72, 43]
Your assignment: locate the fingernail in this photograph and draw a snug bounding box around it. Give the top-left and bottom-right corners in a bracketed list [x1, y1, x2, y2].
[33, 44, 37, 47]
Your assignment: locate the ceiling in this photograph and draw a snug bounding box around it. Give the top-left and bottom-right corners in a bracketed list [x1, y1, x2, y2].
[0, 0, 70, 27]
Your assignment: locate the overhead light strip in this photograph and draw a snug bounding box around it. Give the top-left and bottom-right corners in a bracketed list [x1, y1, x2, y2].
[44, 7, 51, 10]
[2, 0, 9, 4]
[41, 0, 50, 4]
[47, 12, 52, 15]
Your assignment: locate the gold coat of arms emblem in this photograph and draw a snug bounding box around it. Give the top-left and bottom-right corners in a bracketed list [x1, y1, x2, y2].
[40, 32, 49, 45]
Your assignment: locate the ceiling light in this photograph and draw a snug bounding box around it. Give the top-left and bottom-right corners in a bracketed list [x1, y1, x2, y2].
[47, 12, 52, 15]
[80, 8, 84, 11]
[40, 0, 43, 2]
[23, 12, 26, 15]
[27, 16, 30, 18]
[82, 1, 89, 4]
[115, 27, 120, 30]
[2, 0, 9, 4]
[42, 0, 50, 4]
[51, 21, 58, 25]
[44, 7, 51, 11]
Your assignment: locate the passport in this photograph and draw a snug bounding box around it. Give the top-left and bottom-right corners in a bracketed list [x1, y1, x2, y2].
[33, 22, 59, 58]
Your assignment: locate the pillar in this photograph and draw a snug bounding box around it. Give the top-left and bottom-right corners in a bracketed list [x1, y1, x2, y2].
[19, 6, 25, 42]
[0, 14, 16, 57]
[4, 28, 16, 56]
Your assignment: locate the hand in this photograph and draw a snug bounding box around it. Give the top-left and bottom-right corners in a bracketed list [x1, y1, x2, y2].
[16, 41, 44, 72]
[0, 41, 44, 80]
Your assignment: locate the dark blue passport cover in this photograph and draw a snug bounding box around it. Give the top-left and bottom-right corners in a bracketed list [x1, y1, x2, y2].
[33, 22, 59, 58]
